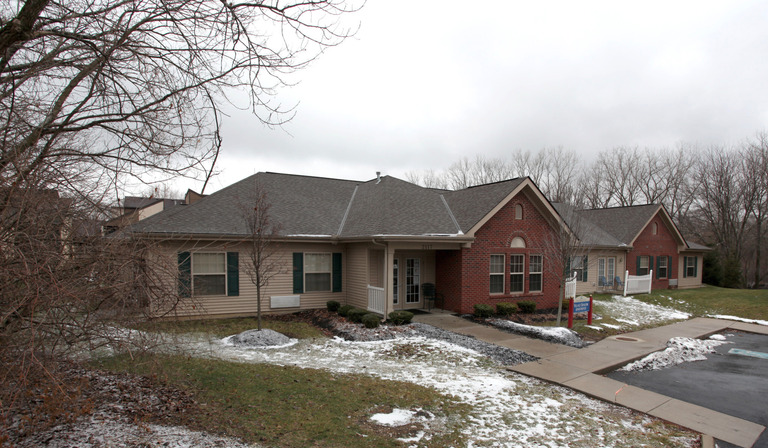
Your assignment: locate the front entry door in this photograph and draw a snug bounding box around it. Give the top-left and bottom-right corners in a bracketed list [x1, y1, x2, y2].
[406, 258, 420, 304]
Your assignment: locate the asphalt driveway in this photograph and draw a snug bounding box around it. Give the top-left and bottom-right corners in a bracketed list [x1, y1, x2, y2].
[607, 331, 768, 448]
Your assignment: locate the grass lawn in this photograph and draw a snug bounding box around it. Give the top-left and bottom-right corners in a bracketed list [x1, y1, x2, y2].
[634, 285, 768, 320]
[134, 315, 325, 339]
[105, 316, 468, 447]
[566, 286, 768, 340]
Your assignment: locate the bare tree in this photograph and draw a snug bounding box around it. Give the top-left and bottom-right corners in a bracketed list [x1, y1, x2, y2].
[0, 0, 357, 199]
[537, 146, 581, 204]
[596, 146, 643, 207]
[239, 182, 282, 330]
[745, 133, 768, 287]
[0, 0, 356, 431]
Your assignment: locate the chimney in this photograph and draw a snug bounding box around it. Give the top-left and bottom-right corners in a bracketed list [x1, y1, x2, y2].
[376, 171, 381, 184]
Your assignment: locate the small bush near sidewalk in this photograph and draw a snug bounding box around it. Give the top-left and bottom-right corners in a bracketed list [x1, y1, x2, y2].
[361, 313, 381, 329]
[326, 300, 341, 312]
[338, 304, 355, 317]
[473, 304, 494, 318]
[387, 310, 414, 325]
[496, 302, 518, 316]
[517, 300, 536, 314]
[346, 308, 368, 323]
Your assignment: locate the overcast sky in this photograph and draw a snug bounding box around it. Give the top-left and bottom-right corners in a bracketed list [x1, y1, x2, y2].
[195, 0, 768, 194]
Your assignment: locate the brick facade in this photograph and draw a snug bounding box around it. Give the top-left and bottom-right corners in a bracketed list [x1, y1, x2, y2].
[436, 192, 562, 314]
[625, 212, 682, 289]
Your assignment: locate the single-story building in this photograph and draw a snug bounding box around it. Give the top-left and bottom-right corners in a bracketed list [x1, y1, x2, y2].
[129, 172, 571, 317]
[553, 203, 708, 295]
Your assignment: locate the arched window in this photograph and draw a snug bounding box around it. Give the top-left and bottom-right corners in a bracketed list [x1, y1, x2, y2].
[515, 204, 523, 220]
[510, 237, 526, 248]
[652, 222, 658, 235]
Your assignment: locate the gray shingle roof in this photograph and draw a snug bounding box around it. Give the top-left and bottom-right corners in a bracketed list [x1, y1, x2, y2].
[552, 203, 625, 247]
[442, 178, 526, 231]
[130, 172, 514, 238]
[577, 204, 661, 245]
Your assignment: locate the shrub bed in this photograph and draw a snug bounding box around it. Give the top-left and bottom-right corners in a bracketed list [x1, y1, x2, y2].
[387, 310, 414, 325]
[326, 300, 341, 312]
[337, 305, 354, 317]
[361, 313, 381, 329]
[346, 308, 368, 323]
[496, 302, 518, 316]
[517, 300, 536, 314]
[473, 304, 494, 318]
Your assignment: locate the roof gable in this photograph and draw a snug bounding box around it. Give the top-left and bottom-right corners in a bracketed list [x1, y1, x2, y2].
[575, 204, 686, 248]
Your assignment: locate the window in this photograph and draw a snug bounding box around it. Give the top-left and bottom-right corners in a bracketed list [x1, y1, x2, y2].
[638, 256, 650, 276]
[657, 256, 668, 279]
[490, 254, 505, 294]
[510, 254, 524, 293]
[570, 255, 588, 282]
[515, 204, 523, 220]
[529, 255, 542, 292]
[393, 258, 399, 304]
[406, 258, 420, 303]
[193, 252, 226, 296]
[510, 237, 526, 248]
[652, 222, 658, 235]
[684, 256, 698, 278]
[598, 257, 616, 286]
[305, 253, 332, 292]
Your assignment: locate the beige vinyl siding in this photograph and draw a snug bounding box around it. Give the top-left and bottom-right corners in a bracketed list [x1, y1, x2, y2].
[677, 252, 704, 289]
[346, 243, 372, 310]
[368, 249, 385, 288]
[574, 250, 627, 295]
[155, 241, 348, 318]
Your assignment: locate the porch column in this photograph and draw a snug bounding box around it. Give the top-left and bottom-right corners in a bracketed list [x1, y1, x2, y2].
[385, 244, 396, 316]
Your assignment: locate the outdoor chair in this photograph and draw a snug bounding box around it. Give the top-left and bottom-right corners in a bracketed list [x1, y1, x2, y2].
[422, 282, 444, 311]
[598, 276, 610, 290]
[614, 276, 624, 289]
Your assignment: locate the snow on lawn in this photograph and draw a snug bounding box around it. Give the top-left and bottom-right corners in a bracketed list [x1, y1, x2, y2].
[594, 295, 690, 330]
[619, 336, 730, 372]
[708, 315, 768, 326]
[181, 334, 696, 447]
[487, 319, 585, 347]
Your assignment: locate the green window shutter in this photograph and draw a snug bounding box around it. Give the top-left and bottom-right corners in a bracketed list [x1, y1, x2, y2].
[293, 252, 304, 294]
[582, 255, 588, 282]
[566, 257, 572, 276]
[178, 252, 191, 298]
[332, 253, 342, 292]
[227, 252, 239, 296]
[668, 256, 674, 278]
[656, 256, 661, 279]
[683, 256, 688, 278]
[636, 256, 641, 275]
[648, 256, 654, 275]
[693, 256, 698, 277]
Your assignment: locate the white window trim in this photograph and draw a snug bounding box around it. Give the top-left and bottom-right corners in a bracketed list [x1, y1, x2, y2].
[191, 252, 227, 296]
[405, 258, 421, 304]
[529, 254, 543, 292]
[639, 255, 650, 276]
[510, 254, 525, 293]
[490, 254, 505, 294]
[658, 256, 668, 279]
[305, 252, 332, 292]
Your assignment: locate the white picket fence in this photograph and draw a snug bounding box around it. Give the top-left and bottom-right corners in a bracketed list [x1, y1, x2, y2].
[623, 270, 652, 296]
[367, 285, 386, 315]
[564, 272, 578, 300]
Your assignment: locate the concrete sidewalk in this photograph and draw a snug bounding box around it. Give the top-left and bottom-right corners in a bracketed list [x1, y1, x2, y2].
[413, 311, 768, 448]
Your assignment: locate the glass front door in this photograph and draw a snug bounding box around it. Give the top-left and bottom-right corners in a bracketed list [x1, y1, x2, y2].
[406, 258, 420, 304]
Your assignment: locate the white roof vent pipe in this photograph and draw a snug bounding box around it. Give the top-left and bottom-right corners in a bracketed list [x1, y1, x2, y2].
[376, 171, 381, 184]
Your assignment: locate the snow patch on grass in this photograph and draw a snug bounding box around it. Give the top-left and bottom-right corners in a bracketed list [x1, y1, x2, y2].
[178, 334, 696, 447]
[487, 319, 585, 347]
[620, 336, 730, 371]
[708, 315, 768, 326]
[595, 295, 690, 330]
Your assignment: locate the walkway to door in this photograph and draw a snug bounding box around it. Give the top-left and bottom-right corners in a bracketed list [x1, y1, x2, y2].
[413, 311, 768, 448]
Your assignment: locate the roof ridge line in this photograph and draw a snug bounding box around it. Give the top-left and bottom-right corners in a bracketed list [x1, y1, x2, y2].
[337, 185, 358, 236]
[440, 194, 462, 234]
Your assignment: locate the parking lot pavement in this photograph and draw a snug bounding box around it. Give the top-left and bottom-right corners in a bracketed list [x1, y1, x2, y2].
[607, 331, 768, 448]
